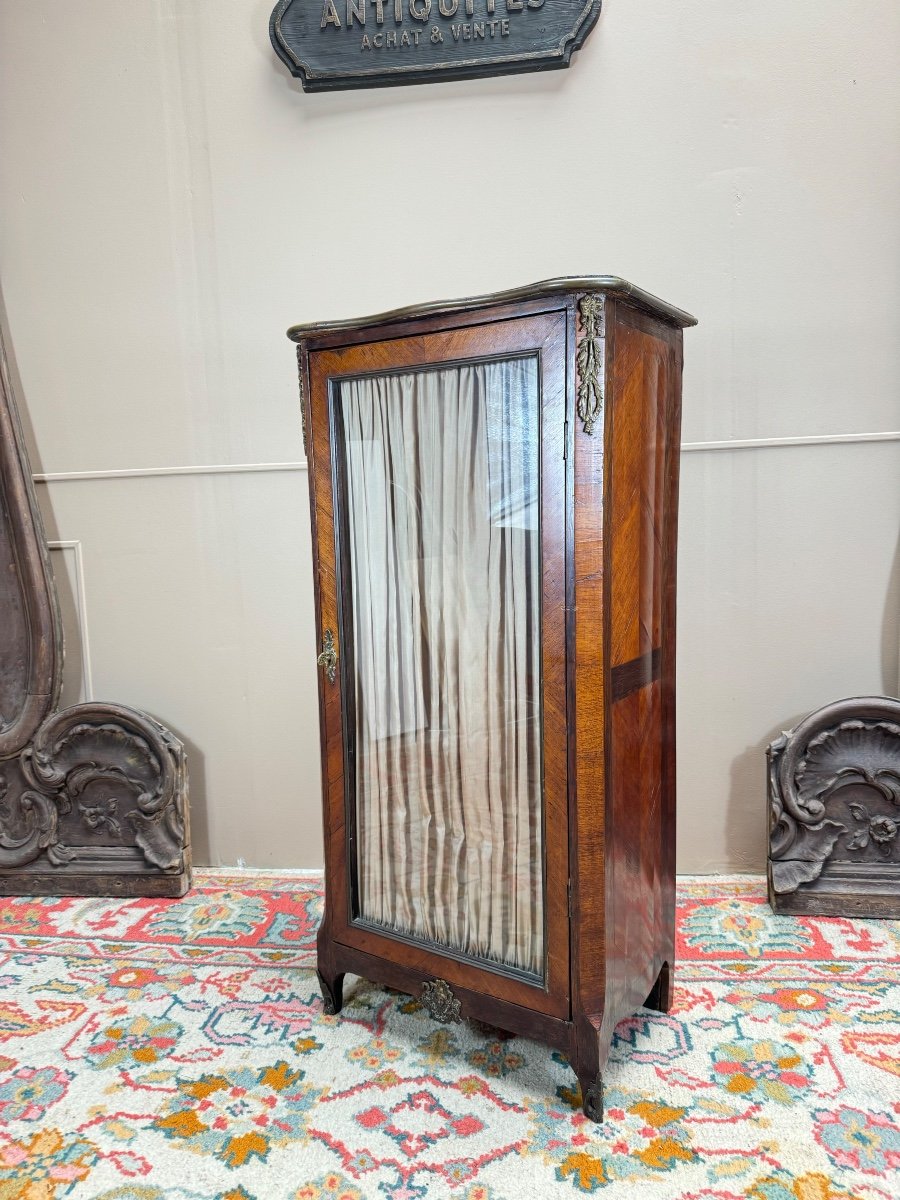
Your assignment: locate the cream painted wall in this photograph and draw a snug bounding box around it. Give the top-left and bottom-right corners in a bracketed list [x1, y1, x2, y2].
[1, 0, 898, 871]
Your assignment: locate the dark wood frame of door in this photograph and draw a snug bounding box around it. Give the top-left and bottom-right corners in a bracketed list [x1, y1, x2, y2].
[306, 310, 570, 1022]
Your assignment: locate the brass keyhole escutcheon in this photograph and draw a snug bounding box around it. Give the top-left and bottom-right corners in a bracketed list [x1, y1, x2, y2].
[317, 628, 337, 684]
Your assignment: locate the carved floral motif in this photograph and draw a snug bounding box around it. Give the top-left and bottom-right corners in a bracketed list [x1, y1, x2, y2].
[845, 803, 898, 854]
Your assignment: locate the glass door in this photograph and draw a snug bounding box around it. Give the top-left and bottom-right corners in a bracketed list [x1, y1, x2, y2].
[308, 312, 569, 1016]
[336, 354, 543, 977]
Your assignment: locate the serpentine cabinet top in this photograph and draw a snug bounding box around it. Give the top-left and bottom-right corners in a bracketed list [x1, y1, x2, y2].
[287, 276, 697, 343]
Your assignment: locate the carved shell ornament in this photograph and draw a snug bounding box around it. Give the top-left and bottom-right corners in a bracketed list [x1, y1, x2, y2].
[797, 721, 900, 811]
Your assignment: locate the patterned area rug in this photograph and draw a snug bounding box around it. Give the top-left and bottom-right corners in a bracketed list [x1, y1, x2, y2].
[1, 872, 898, 1200]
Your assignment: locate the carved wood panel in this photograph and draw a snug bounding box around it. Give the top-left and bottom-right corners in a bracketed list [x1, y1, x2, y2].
[768, 696, 900, 917]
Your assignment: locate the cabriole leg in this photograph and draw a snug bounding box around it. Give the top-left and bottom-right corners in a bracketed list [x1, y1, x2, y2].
[572, 1013, 615, 1124]
[316, 969, 345, 1016]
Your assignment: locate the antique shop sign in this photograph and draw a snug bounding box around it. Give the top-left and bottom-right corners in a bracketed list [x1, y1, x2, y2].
[270, 0, 602, 92]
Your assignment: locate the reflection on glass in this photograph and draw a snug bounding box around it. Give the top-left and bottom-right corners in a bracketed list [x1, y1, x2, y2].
[337, 356, 543, 977]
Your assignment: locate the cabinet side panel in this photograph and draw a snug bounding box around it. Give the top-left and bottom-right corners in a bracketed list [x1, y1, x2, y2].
[604, 309, 681, 1022]
[608, 682, 664, 1009]
[609, 322, 668, 669]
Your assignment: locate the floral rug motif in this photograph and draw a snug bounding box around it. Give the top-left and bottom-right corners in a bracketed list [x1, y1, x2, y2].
[0, 871, 898, 1199]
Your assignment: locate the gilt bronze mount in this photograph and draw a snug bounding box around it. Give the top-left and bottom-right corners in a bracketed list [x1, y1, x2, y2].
[421, 979, 462, 1024]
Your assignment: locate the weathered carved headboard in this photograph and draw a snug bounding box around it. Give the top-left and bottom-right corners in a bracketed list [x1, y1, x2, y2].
[0, 318, 191, 896]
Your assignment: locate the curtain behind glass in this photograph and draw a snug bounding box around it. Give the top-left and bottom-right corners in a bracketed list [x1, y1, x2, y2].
[338, 357, 544, 976]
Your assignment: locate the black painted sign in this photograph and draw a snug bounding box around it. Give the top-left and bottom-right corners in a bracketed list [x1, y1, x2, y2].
[270, 0, 602, 92]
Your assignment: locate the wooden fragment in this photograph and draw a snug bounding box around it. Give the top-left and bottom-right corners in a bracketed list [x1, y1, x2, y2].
[0, 319, 190, 898]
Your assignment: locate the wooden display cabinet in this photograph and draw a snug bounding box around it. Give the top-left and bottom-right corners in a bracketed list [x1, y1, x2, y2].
[288, 278, 696, 1120]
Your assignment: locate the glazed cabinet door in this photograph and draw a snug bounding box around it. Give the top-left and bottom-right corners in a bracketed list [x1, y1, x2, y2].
[305, 311, 569, 1017]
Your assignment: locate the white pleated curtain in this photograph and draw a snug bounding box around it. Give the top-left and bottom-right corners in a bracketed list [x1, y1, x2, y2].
[339, 357, 544, 976]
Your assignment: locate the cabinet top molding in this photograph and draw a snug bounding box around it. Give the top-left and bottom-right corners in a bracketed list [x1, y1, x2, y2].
[271, 0, 602, 92]
[287, 276, 698, 343]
